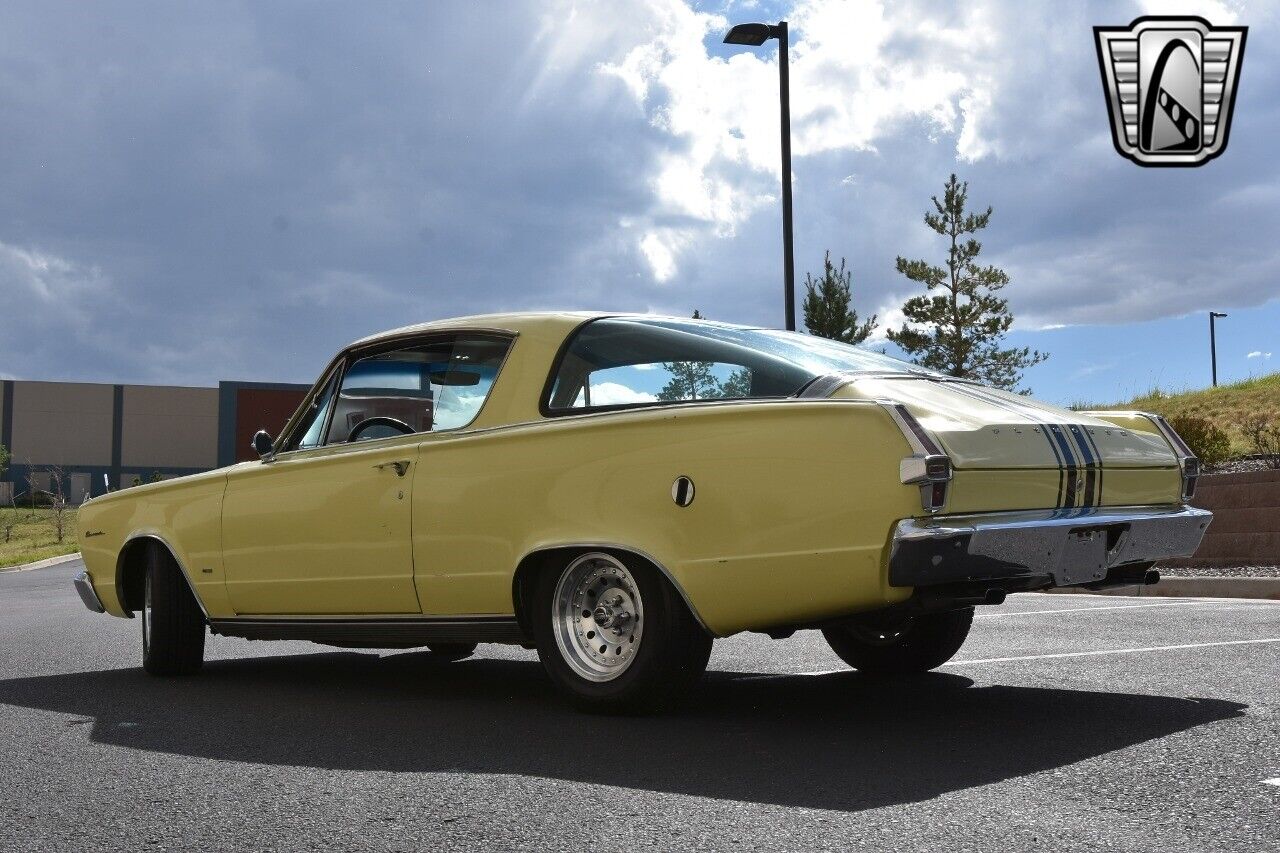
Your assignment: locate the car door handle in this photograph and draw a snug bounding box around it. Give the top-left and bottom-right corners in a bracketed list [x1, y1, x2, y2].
[373, 460, 411, 477]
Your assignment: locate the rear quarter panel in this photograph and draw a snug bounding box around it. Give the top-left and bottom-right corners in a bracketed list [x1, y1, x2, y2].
[411, 401, 920, 636]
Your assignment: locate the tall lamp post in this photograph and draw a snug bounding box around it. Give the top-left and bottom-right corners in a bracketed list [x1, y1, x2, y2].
[723, 21, 795, 332]
[1209, 311, 1228, 387]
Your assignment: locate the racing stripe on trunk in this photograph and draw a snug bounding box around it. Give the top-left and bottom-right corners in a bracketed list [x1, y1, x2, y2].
[1068, 424, 1099, 507]
[945, 383, 1069, 507]
[1075, 424, 1107, 506]
[1048, 425, 1080, 508]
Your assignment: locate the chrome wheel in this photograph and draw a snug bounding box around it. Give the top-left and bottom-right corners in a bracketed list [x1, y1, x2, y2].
[552, 552, 644, 683]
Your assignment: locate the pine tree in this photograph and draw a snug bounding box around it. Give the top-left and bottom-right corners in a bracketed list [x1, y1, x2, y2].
[658, 361, 722, 401]
[887, 174, 1046, 391]
[802, 251, 877, 344]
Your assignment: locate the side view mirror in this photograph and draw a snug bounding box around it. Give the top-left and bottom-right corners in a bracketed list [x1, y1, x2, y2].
[251, 430, 276, 462]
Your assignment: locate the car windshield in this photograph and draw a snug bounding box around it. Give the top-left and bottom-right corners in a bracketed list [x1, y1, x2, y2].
[546, 317, 940, 411]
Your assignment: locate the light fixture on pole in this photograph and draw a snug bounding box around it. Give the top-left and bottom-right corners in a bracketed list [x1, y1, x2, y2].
[723, 21, 795, 332]
[1209, 311, 1228, 387]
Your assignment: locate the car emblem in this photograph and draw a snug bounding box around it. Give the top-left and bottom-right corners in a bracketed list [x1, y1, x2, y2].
[1094, 16, 1247, 167]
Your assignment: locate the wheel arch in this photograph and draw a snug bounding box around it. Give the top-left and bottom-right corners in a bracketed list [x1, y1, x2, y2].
[511, 544, 714, 639]
[114, 534, 207, 619]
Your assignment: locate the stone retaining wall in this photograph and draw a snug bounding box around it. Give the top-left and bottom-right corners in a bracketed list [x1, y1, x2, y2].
[1161, 468, 1280, 568]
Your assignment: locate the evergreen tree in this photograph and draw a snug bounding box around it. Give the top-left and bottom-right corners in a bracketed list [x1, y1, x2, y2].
[888, 174, 1046, 391]
[658, 361, 722, 401]
[802, 251, 876, 344]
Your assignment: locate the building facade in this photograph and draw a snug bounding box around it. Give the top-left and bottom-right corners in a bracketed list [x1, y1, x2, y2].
[0, 379, 308, 503]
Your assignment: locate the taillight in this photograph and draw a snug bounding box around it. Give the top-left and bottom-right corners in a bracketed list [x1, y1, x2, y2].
[1146, 414, 1200, 502]
[880, 400, 953, 514]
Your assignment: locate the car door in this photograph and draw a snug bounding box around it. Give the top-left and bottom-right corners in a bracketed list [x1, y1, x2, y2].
[220, 343, 428, 615]
[220, 332, 514, 616]
[221, 436, 422, 615]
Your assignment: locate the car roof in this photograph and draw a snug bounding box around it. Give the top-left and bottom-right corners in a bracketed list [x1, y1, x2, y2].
[346, 311, 767, 349]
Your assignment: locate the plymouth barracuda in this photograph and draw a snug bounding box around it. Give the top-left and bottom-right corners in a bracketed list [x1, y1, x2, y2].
[73, 312, 1212, 711]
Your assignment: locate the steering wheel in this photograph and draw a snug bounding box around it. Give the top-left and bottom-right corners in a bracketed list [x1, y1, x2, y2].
[347, 416, 414, 443]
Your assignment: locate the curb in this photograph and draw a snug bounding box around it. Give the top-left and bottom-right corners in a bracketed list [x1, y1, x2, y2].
[1050, 576, 1280, 601]
[0, 553, 82, 574]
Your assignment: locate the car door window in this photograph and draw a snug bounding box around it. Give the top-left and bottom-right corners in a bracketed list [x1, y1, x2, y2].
[325, 336, 510, 444]
[291, 369, 341, 451]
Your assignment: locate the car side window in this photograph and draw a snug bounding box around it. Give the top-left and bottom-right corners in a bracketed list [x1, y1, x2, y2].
[565, 362, 753, 408]
[293, 370, 341, 451]
[324, 335, 510, 445]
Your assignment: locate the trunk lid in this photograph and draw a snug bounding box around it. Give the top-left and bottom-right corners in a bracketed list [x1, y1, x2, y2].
[830, 376, 1176, 470]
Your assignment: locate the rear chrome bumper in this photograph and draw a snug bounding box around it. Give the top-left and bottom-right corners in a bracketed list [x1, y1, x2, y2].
[889, 505, 1212, 589]
[72, 570, 106, 613]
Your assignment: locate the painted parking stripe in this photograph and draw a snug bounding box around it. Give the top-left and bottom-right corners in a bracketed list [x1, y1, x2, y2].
[976, 601, 1198, 617]
[793, 637, 1280, 677]
[1263, 778, 1280, 787]
[942, 637, 1280, 666]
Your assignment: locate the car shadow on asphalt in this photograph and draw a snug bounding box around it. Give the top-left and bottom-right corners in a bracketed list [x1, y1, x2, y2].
[0, 652, 1246, 813]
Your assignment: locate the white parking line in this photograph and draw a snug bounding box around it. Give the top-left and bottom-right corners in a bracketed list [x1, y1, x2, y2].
[977, 602, 1196, 618]
[794, 637, 1280, 677]
[942, 638, 1280, 666]
[1262, 778, 1280, 787]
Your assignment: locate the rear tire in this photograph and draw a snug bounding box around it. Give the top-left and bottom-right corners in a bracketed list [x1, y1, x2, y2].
[822, 607, 973, 676]
[141, 545, 206, 676]
[426, 642, 477, 661]
[532, 551, 712, 714]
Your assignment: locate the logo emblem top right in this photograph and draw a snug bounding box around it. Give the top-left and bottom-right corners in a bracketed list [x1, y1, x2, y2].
[1095, 16, 1247, 167]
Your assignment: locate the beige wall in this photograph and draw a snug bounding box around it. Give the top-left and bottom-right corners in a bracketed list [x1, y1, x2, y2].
[10, 382, 114, 466]
[121, 385, 218, 468]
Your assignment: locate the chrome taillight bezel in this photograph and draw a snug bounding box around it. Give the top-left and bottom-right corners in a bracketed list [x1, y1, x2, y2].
[879, 400, 953, 514]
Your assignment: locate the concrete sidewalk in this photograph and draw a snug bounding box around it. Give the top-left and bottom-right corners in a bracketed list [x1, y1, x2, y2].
[1051, 575, 1280, 600]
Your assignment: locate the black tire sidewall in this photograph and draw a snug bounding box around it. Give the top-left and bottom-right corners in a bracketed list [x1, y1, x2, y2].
[823, 607, 973, 675]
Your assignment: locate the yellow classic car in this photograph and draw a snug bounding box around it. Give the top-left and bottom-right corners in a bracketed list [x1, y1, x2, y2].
[73, 312, 1211, 711]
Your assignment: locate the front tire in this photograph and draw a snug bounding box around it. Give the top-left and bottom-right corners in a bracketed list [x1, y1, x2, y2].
[141, 545, 206, 676]
[822, 607, 973, 676]
[532, 551, 712, 714]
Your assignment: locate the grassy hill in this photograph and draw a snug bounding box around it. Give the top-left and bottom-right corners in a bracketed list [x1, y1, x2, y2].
[1076, 372, 1280, 456]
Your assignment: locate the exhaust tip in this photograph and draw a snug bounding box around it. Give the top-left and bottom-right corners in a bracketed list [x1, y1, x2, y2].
[982, 588, 1007, 606]
[1143, 569, 1161, 586]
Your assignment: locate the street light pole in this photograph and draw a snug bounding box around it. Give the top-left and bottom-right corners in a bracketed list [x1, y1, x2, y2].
[776, 22, 795, 332]
[1209, 311, 1228, 387]
[724, 20, 796, 331]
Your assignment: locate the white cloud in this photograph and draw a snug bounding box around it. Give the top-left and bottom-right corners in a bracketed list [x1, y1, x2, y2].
[598, 0, 1023, 282]
[589, 382, 659, 405]
[1247, 351, 1272, 360]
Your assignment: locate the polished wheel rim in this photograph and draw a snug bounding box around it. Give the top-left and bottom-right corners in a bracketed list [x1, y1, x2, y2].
[552, 552, 644, 682]
[142, 571, 153, 653]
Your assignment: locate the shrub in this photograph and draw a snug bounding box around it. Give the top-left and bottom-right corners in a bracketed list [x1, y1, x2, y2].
[1241, 414, 1280, 469]
[1167, 415, 1231, 466]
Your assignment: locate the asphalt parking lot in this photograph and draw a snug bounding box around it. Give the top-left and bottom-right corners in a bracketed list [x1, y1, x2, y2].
[1, 561, 1277, 852]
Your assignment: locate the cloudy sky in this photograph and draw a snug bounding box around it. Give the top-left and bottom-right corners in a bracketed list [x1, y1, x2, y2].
[2, 0, 1276, 404]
